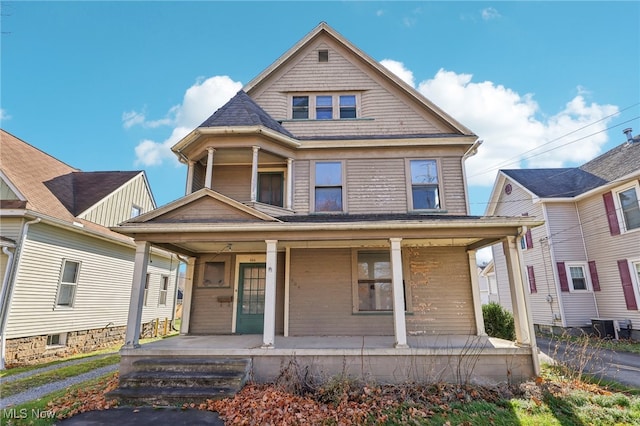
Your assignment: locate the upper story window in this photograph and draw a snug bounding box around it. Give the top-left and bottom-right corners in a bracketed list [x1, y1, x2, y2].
[409, 159, 440, 210]
[291, 94, 358, 120]
[616, 183, 640, 232]
[131, 205, 142, 218]
[56, 260, 80, 307]
[568, 265, 588, 291]
[258, 172, 284, 207]
[314, 161, 343, 212]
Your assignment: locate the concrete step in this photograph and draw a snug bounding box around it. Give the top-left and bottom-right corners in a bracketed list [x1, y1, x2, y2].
[131, 357, 250, 373]
[119, 370, 245, 389]
[107, 386, 238, 406]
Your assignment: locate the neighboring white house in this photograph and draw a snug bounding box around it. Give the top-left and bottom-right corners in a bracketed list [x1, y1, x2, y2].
[486, 129, 640, 340]
[0, 130, 180, 367]
[478, 261, 499, 305]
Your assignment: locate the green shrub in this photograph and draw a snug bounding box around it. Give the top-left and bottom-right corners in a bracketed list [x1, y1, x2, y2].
[482, 302, 516, 341]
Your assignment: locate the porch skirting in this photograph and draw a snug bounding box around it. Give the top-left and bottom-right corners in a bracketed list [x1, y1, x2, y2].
[119, 335, 536, 385]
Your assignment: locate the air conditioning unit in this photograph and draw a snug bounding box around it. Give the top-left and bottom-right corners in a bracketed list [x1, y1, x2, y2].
[590, 318, 619, 340]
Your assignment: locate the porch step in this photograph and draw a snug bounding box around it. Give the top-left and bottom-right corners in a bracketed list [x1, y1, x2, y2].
[109, 357, 251, 405]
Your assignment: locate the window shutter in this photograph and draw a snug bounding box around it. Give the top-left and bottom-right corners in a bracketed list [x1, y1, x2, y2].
[527, 265, 537, 293]
[603, 192, 620, 235]
[588, 261, 601, 291]
[557, 262, 569, 292]
[618, 259, 638, 310]
[525, 229, 533, 249]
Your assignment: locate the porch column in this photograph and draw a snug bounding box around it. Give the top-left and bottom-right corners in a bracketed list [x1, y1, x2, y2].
[180, 257, 196, 335]
[467, 249, 486, 336]
[502, 236, 533, 346]
[250, 146, 260, 202]
[390, 238, 408, 348]
[204, 147, 215, 189]
[286, 158, 293, 210]
[123, 241, 150, 348]
[262, 239, 278, 348]
[185, 160, 195, 195]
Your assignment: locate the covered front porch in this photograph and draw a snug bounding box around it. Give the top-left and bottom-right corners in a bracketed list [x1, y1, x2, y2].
[120, 334, 536, 385]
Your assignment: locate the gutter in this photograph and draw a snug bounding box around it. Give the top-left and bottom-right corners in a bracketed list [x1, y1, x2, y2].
[0, 217, 41, 370]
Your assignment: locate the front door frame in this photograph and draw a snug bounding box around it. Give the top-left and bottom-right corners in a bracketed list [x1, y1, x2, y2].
[232, 254, 266, 334]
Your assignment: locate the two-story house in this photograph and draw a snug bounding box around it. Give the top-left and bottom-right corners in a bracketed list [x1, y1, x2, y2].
[0, 130, 179, 367]
[486, 129, 640, 340]
[112, 23, 542, 394]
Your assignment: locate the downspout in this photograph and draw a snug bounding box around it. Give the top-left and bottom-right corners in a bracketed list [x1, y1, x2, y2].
[517, 225, 540, 376]
[0, 217, 41, 369]
[461, 139, 483, 215]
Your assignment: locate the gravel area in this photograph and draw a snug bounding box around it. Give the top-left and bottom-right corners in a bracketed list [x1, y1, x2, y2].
[0, 364, 118, 409]
[1, 352, 117, 384]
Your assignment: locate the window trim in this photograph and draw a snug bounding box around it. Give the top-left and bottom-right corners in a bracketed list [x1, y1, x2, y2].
[131, 204, 142, 218]
[289, 93, 360, 120]
[628, 258, 640, 310]
[198, 255, 232, 289]
[564, 262, 592, 293]
[46, 333, 67, 349]
[350, 248, 412, 314]
[613, 181, 640, 233]
[405, 158, 444, 212]
[257, 169, 285, 208]
[158, 275, 169, 306]
[310, 160, 346, 213]
[55, 259, 81, 308]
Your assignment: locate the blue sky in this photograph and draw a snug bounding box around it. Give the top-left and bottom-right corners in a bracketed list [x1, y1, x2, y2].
[2, 1, 639, 218]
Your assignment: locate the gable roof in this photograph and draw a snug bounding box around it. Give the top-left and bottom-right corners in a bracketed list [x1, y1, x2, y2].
[244, 22, 475, 137]
[579, 139, 640, 181]
[501, 168, 607, 198]
[199, 90, 294, 138]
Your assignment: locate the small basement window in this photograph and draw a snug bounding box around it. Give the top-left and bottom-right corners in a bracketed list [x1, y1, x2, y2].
[46, 333, 66, 348]
[318, 50, 328, 62]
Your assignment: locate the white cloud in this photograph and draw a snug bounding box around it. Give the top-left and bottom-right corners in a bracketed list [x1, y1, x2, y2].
[376, 9, 384, 17]
[481, 7, 501, 21]
[415, 68, 618, 185]
[0, 108, 11, 121]
[131, 75, 243, 167]
[380, 59, 415, 88]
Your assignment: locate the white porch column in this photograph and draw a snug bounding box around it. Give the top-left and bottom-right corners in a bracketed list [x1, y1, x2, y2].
[250, 146, 260, 202]
[185, 160, 195, 195]
[467, 249, 486, 336]
[262, 240, 278, 348]
[286, 158, 293, 210]
[123, 241, 150, 348]
[284, 246, 291, 337]
[390, 238, 408, 348]
[502, 236, 532, 346]
[180, 257, 196, 335]
[204, 147, 215, 189]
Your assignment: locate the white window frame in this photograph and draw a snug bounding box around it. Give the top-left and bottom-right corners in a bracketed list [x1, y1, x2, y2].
[289, 93, 360, 120]
[613, 181, 640, 233]
[629, 258, 640, 309]
[46, 333, 67, 348]
[564, 262, 592, 293]
[158, 275, 169, 306]
[55, 259, 81, 307]
[310, 160, 346, 213]
[405, 158, 444, 211]
[143, 273, 150, 307]
[131, 204, 142, 218]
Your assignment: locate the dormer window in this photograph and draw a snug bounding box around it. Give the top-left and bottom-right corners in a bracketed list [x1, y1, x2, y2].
[290, 94, 359, 120]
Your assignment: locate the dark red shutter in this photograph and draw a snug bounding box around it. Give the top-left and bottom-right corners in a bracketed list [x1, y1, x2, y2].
[618, 259, 638, 310]
[527, 265, 537, 293]
[588, 261, 601, 291]
[603, 192, 620, 235]
[557, 262, 569, 292]
[525, 229, 533, 249]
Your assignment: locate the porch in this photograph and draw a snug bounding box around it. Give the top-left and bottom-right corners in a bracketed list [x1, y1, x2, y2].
[120, 334, 536, 385]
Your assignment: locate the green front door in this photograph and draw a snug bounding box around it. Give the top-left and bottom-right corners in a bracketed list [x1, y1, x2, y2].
[236, 263, 266, 334]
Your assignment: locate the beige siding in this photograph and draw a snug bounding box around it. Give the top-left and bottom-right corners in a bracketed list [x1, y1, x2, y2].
[6, 222, 177, 339]
[0, 217, 24, 241]
[253, 40, 449, 139]
[346, 158, 407, 214]
[578, 187, 640, 329]
[212, 165, 251, 202]
[292, 160, 310, 213]
[561, 291, 598, 327]
[192, 162, 205, 193]
[440, 157, 467, 215]
[0, 179, 19, 200]
[405, 246, 476, 335]
[157, 197, 258, 222]
[289, 248, 394, 335]
[80, 174, 155, 226]
[546, 203, 586, 261]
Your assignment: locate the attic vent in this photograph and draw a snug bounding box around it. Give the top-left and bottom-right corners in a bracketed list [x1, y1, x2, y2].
[318, 50, 328, 62]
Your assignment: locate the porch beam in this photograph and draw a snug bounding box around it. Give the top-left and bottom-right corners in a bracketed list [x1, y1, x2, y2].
[467, 249, 486, 336]
[180, 257, 196, 335]
[250, 146, 260, 202]
[390, 238, 408, 348]
[204, 147, 215, 189]
[286, 158, 293, 210]
[123, 241, 150, 349]
[262, 239, 277, 348]
[466, 238, 500, 252]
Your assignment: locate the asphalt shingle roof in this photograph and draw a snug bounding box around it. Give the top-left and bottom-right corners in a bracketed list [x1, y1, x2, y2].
[199, 90, 294, 138]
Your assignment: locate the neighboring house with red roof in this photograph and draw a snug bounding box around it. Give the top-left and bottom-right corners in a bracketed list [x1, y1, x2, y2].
[111, 23, 542, 397]
[0, 130, 179, 367]
[486, 129, 640, 340]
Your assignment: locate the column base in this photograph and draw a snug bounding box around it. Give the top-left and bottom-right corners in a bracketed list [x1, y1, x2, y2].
[394, 343, 409, 349]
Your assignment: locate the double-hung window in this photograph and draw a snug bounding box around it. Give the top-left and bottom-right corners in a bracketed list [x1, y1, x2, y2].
[409, 159, 440, 210]
[258, 172, 284, 207]
[291, 94, 358, 120]
[569, 265, 587, 291]
[316, 96, 333, 120]
[617, 184, 640, 232]
[158, 276, 169, 306]
[56, 260, 80, 307]
[292, 96, 309, 119]
[314, 161, 343, 212]
[339, 95, 356, 118]
[356, 252, 393, 311]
